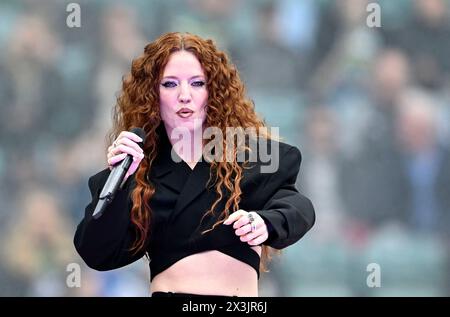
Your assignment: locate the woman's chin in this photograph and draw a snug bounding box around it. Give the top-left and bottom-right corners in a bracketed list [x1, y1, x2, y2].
[175, 120, 204, 133]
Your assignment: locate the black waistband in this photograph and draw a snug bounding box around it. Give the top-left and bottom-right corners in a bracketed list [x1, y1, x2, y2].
[151, 291, 237, 298]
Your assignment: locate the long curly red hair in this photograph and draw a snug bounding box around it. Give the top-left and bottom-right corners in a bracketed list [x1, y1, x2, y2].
[108, 32, 279, 274]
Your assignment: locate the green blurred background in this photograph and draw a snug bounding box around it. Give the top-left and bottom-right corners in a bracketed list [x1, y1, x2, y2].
[0, 0, 449, 296]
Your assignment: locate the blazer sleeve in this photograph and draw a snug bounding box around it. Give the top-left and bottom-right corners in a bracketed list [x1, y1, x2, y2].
[254, 146, 315, 249]
[73, 168, 147, 271]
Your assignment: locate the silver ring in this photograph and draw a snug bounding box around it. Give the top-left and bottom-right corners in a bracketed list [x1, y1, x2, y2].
[248, 212, 256, 232]
[248, 212, 255, 223]
[113, 140, 118, 147]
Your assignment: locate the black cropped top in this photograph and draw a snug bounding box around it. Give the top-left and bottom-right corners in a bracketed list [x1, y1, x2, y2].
[74, 126, 315, 281]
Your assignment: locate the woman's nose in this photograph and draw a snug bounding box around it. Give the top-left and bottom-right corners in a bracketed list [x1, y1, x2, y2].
[178, 82, 191, 104]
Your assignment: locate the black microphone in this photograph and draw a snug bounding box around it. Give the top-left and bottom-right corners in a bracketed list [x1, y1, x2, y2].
[92, 127, 146, 219]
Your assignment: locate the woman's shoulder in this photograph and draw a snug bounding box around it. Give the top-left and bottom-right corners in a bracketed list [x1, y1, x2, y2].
[241, 137, 302, 176]
[273, 139, 301, 157]
[252, 137, 302, 163]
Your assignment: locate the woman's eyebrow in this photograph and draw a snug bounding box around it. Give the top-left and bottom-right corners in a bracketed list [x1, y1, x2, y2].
[161, 75, 205, 80]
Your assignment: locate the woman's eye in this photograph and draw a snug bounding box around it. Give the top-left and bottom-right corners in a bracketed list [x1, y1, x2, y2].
[192, 81, 205, 87]
[161, 81, 177, 88]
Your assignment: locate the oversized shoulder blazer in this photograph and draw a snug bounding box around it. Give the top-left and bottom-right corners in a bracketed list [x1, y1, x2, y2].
[74, 128, 315, 281]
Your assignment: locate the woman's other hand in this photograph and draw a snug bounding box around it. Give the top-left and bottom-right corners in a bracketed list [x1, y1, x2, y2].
[223, 209, 269, 246]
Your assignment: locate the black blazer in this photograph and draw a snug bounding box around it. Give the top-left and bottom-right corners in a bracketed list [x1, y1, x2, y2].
[74, 130, 315, 280]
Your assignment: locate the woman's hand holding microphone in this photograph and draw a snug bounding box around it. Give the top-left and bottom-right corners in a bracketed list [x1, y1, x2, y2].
[92, 128, 146, 218]
[107, 131, 145, 182]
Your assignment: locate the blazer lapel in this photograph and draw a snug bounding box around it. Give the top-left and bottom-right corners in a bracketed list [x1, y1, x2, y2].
[170, 159, 212, 222]
[149, 128, 185, 193]
[151, 163, 185, 194]
[150, 124, 215, 222]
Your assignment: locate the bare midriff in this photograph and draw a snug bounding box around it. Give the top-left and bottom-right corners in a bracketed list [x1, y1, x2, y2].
[150, 246, 262, 297]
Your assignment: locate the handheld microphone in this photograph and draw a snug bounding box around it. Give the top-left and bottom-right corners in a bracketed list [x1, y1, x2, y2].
[92, 127, 146, 219]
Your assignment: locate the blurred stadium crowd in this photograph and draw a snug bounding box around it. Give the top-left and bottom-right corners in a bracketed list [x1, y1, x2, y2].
[0, 0, 449, 296]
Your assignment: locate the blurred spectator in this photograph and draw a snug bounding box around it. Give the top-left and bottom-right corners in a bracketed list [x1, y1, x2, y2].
[339, 49, 413, 228]
[301, 105, 347, 242]
[1, 0, 450, 297]
[1, 187, 76, 296]
[310, 0, 381, 97]
[395, 88, 450, 235]
[234, 0, 306, 92]
[94, 4, 146, 134]
[385, 0, 450, 90]
[164, 0, 240, 50]
[2, 14, 63, 149]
